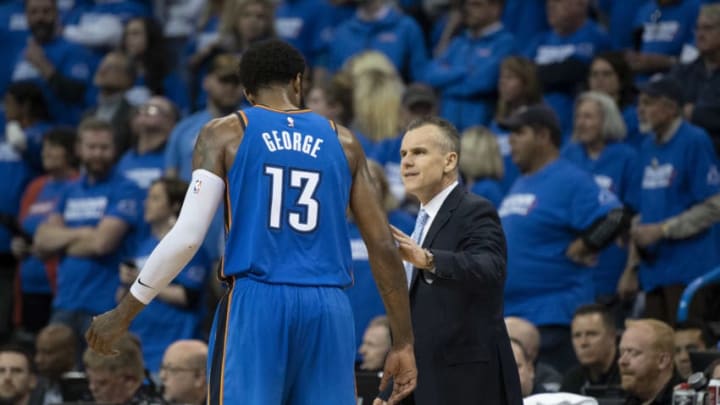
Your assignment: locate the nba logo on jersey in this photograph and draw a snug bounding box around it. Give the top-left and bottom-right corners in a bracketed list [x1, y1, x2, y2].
[287, 117, 294, 127]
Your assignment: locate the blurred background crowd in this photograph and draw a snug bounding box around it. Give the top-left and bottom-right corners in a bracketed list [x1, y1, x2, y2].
[1, 0, 720, 403]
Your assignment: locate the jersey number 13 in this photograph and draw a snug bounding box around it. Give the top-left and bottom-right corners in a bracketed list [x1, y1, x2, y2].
[264, 165, 320, 232]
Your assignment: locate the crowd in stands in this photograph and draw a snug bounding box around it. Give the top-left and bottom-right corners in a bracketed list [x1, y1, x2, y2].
[1, 0, 720, 403]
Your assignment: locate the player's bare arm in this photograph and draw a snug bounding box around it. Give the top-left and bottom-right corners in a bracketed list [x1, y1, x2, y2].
[339, 125, 417, 403]
[191, 114, 245, 176]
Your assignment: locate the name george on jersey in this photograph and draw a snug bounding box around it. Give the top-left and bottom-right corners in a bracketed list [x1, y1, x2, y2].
[262, 130, 324, 158]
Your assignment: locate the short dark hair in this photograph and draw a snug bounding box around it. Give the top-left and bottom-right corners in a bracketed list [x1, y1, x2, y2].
[406, 116, 461, 158]
[77, 117, 115, 141]
[7, 81, 50, 121]
[573, 303, 616, 332]
[44, 127, 79, 168]
[675, 321, 716, 348]
[0, 344, 36, 374]
[151, 177, 189, 216]
[239, 39, 306, 96]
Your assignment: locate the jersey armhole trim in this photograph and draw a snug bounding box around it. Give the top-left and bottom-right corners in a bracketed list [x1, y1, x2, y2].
[234, 111, 248, 130]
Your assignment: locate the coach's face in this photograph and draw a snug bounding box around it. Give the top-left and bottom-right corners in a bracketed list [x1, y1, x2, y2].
[400, 124, 457, 204]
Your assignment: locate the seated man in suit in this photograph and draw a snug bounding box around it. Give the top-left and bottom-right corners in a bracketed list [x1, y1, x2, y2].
[386, 116, 522, 404]
[358, 316, 392, 372]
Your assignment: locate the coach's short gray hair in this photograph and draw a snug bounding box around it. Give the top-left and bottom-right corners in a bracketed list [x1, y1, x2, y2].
[575, 91, 627, 142]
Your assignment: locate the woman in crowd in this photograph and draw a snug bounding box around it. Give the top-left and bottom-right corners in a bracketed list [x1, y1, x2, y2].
[588, 52, 644, 149]
[459, 126, 505, 208]
[561, 91, 639, 313]
[12, 128, 78, 334]
[187, 0, 275, 110]
[117, 177, 212, 373]
[121, 17, 189, 113]
[490, 56, 543, 193]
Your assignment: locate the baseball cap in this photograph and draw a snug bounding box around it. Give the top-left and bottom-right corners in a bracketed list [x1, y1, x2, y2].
[499, 104, 561, 136]
[638, 77, 684, 105]
[402, 83, 437, 109]
[209, 53, 241, 79]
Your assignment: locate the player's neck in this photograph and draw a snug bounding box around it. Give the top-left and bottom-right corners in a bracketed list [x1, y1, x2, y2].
[253, 91, 300, 112]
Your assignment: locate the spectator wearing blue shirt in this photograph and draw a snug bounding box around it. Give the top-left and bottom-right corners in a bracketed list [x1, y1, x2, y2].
[459, 126, 505, 208]
[164, 54, 245, 263]
[670, 3, 720, 155]
[561, 92, 640, 307]
[117, 97, 178, 192]
[121, 17, 189, 114]
[62, 0, 150, 51]
[3, 81, 53, 173]
[502, 0, 547, 50]
[523, 0, 611, 135]
[118, 178, 211, 373]
[628, 0, 701, 79]
[34, 118, 143, 346]
[325, 0, 428, 82]
[11, 128, 78, 334]
[10, 0, 95, 126]
[185, 0, 275, 111]
[588, 52, 646, 150]
[491, 56, 543, 193]
[423, 0, 514, 131]
[165, 54, 244, 182]
[275, 0, 334, 69]
[619, 78, 720, 326]
[84, 51, 136, 155]
[596, 0, 649, 50]
[499, 105, 629, 372]
[0, 85, 42, 342]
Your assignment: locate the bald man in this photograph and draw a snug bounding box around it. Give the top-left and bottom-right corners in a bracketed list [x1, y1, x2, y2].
[160, 340, 207, 405]
[34, 324, 78, 404]
[505, 317, 562, 393]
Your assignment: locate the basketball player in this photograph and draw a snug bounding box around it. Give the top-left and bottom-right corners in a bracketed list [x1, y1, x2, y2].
[85, 39, 417, 404]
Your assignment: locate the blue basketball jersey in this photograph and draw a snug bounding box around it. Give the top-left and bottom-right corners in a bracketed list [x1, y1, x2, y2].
[221, 106, 353, 287]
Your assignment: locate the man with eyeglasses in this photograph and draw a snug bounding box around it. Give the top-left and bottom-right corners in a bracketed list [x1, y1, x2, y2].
[159, 340, 207, 405]
[117, 96, 178, 192]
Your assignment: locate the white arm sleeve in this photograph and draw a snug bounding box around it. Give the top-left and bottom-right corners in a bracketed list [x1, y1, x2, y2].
[130, 169, 225, 304]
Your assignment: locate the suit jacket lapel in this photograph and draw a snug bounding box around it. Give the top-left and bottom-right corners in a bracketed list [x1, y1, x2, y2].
[410, 185, 465, 290]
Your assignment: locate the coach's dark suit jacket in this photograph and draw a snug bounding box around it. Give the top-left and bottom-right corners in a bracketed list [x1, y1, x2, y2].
[403, 185, 522, 405]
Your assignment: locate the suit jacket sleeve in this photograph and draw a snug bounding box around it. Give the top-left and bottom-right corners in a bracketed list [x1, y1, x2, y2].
[431, 198, 506, 289]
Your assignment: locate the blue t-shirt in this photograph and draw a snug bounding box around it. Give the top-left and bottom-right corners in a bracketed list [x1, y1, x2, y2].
[469, 178, 504, 209]
[598, 0, 650, 49]
[638, 121, 720, 291]
[373, 134, 405, 203]
[10, 36, 94, 125]
[20, 176, 75, 294]
[423, 26, 515, 130]
[634, 0, 700, 57]
[500, 159, 620, 325]
[561, 141, 640, 296]
[345, 209, 413, 358]
[222, 106, 353, 286]
[524, 21, 611, 134]
[0, 134, 34, 253]
[275, 0, 333, 67]
[165, 109, 213, 182]
[129, 234, 210, 373]
[116, 147, 166, 191]
[53, 170, 142, 314]
[489, 120, 521, 194]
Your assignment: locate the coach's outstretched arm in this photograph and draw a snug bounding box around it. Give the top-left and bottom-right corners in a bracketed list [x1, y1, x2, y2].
[338, 125, 417, 405]
[86, 118, 234, 354]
